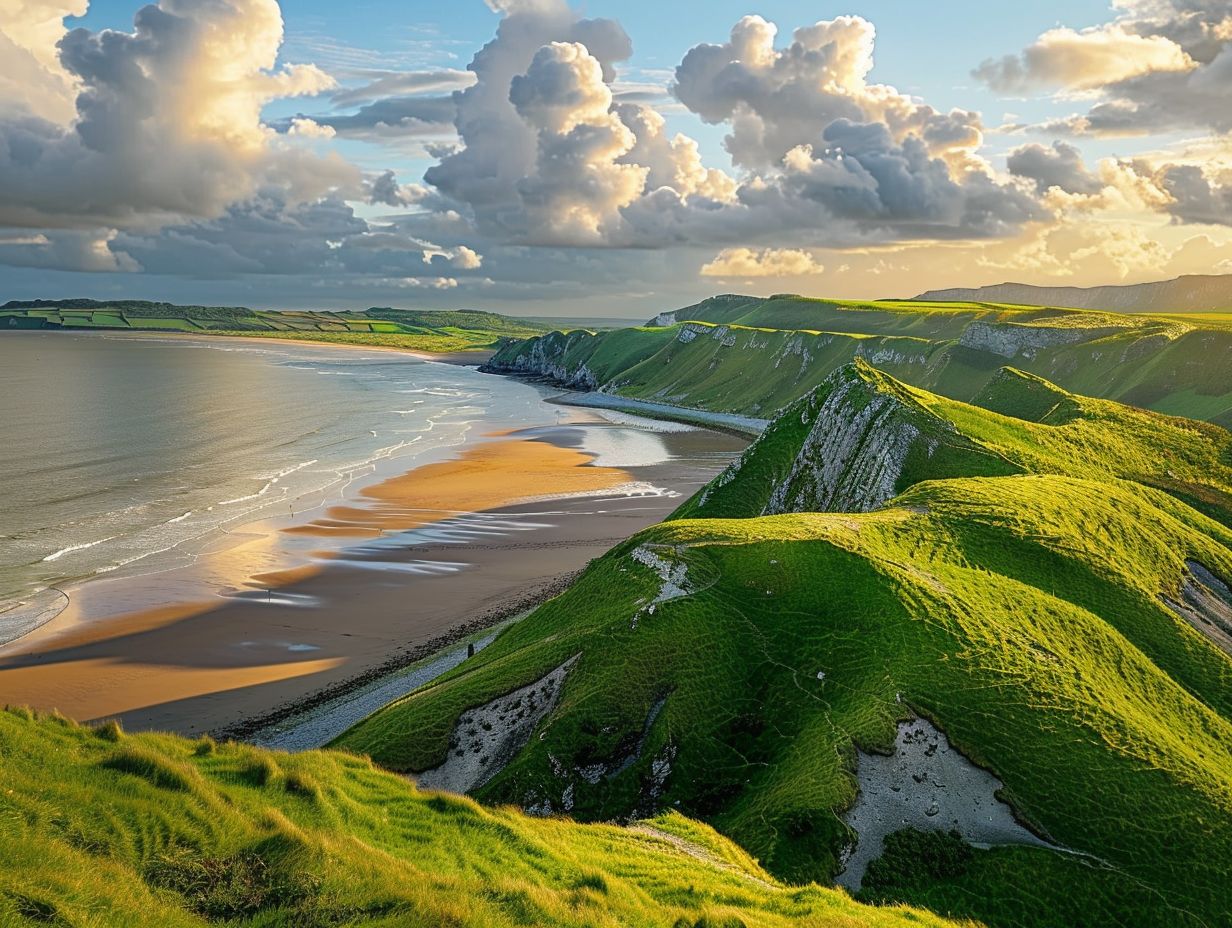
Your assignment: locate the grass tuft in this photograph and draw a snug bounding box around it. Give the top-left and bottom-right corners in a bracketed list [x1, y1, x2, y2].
[101, 747, 198, 793]
[92, 720, 123, 743]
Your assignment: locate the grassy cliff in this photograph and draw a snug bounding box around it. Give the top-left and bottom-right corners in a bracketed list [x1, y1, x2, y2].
[674, 362, 1232, 527]
[485, 294, 1232, 425]
[0, 707, 962, 928]
[337, 369, 1232, 928]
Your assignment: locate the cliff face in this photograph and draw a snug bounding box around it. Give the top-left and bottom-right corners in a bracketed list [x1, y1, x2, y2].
[482, 329, 600, 390]
[957, 320, 1123, 358]
[915, 275, 1232, 313]
[681, 362, 1014, 520]
[483, 300, 1232, 429]
[764, 369, 934, 514]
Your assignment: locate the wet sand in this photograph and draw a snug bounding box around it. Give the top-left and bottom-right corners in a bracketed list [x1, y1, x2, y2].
[0, 427, 742, 735]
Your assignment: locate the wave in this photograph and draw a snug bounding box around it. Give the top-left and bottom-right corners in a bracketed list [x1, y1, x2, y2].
[220, 460, 318, 506]
[41, 535, 117, 563]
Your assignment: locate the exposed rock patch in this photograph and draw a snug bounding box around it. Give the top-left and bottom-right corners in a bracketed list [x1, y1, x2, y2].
[838, 717, 1060, 891]
[631, 545, 692, 617]
[958, 320, 1121, 359]
[415, 656, 579, 795]
[765, 372, 935, 514]
[1163, 560, 1232, 656]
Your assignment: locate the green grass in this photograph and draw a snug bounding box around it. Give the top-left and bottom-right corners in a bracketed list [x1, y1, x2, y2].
[675, 363, 1232, 528]
[0, 709, 961, 928]
[338, 366, 1232, 928]
[337, 475, 1232, 927]
[0, 301, 552, 354]
[488, 295, 1232, 425]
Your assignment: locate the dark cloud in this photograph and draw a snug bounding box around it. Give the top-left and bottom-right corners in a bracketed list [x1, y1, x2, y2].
[1007, 142, 1103, 195]
[1157, 163, 1232, 225]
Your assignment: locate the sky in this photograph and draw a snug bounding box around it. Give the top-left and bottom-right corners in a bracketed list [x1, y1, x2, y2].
[2, 1, 1232, 317]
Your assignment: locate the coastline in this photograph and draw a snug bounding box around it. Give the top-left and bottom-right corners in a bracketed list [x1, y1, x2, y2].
[0, 362, 746, 734]
[0, 331, 534, 650]
[76, 328, 500, 366]
[230, 573, 577, 750]
[546, 390, 770, 437]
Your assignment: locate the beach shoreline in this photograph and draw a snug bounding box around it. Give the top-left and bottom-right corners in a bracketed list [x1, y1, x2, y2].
[0, 362, 746, 735]
[0, 331, 593, 651]
[225, 571, 578, 749]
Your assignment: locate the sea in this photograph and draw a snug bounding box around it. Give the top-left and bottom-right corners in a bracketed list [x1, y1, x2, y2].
[0, 331, 680, 645]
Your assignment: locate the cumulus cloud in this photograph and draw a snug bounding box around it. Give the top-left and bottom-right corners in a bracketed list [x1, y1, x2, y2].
[672, 15, 990, 174]
[366, 170, 427, 208]
[423, 0, 642, 243]
[287, 117, 336, 139]
[414, 4, 1041, 253]
[0, 0, 356, 232]
[1007, 142, 1103, 195]
[0, 0, 87, 122]
[701, 247, 823, 277]
[508, 42, 647, 243]
[1153, 163, 1232, 225]
[979, 1, 1232, 136]
[0, 227, 139, 272]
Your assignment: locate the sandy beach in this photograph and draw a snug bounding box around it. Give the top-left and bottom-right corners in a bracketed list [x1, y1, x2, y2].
[0, 423, 742, 735]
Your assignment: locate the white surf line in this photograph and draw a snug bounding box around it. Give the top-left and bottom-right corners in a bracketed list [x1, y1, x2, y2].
[42, 535, 118, 562]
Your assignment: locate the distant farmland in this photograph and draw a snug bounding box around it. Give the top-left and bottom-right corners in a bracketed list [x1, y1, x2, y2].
[0, 300, 552, 353]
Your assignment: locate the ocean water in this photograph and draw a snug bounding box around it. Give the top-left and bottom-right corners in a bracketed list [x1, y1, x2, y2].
[0, 332, 672, 643]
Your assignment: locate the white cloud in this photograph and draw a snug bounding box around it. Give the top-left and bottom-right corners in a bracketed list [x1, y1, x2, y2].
[701, 247, 824, 277]
[415, 5, 1042, 253]
[0, 0, 88, 122]
[974, 26, 1193, 93]
[672, 15, 990, 175]
[288, 117, 336, 139]
[0, 0, 356, 232]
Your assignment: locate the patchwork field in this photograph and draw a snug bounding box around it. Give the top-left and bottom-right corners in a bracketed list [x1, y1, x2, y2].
[1, 300, 551, 353]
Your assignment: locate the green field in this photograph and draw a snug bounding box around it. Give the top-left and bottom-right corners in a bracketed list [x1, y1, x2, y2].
[1, 300, 551, 353]
[486, 294, 1232, 426]
[338, 365, 1232, 928]
[0, 708, 963, 928]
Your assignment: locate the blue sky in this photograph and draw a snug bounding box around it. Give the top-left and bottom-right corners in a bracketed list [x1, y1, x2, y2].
[2, 1, 1230, 315]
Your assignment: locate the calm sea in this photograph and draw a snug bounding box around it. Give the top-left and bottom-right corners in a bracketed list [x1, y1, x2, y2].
[0, 332, 595, 642]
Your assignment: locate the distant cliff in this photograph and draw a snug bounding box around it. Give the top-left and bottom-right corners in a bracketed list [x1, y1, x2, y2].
[914, 275, 1232, 313]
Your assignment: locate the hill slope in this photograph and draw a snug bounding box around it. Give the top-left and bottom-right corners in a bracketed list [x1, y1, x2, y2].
[915, 274, 1232, 314]
[337, 371, 1232, 928]
[675, 362, 1232, 529]
[485, 295, 1232, 426]
[0, 708, 959, 928]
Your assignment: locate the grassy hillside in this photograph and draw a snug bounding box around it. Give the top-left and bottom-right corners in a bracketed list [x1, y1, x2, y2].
[337, 369, 1232, 928]
[675, 362, 1232, 528]
[485, 294, 1232, 426]
[0, 300, 550, 353]
[0, 708, 961, 928]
